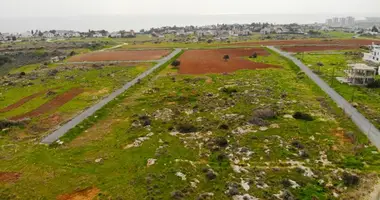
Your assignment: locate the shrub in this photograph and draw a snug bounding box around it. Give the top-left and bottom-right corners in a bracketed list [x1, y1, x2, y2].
[177, 123, 197, 133]
[0, 120, 23, 129]
[223, 54, 230, 61]
[221, 87, 237, 95]
[342, 172, 360, 186]
[293, 112, 313, 121]
[367, 80, 380, 88]
[214, 137, 228, 148]
[171, 60, 181, 68]
[251, 52, 258, 58]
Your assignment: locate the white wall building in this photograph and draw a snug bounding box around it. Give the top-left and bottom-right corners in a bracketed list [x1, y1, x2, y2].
[363, 43, 380, 63]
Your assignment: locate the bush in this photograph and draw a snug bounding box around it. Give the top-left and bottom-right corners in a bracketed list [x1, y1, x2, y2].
[0, 120, 23, 129]
[293, 112, 313, 121]
[342, 172, 360, 186]
[223, 55, 230, 61]
[367, 80, 380, 88]
[221, 87, 237, 95]
[177, 123, 197, 133]
[171, 60, 181, 68]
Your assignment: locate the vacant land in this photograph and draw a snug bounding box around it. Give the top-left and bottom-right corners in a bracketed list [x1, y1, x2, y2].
[68, 50, 171, 62]
[178, 48, 279, 74]
[1, 48, 379, 200]
[281, 45, 361, 52]
[0, 63, 152, 139]
[295, 51, 380, 130]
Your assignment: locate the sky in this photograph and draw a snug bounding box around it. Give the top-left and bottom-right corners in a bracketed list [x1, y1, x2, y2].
[1, 0, 380, 17]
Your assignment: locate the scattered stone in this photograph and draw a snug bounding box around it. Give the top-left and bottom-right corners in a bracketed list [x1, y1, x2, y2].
[147, 158, 157, 167]
[205, 170, 217, 180]
[231, 164, 248, 173]
[240, 179, 250, 191]
[232, 194, 258, 200]
[95, 158, 103, 163]
[259, 126, 268, 131]
[197, 192, 214, 200]
[225, 182, 239, 196]
[283, 114, 293, 119]
[270, 124, 280, 129]
[253, 108, 276, 119]
[171, 190, 184, 199]
[153, 108, 174, 121]
[248, 117, 268, 126]
[175, 172, 187, 181]
[288, 179, 300, 188]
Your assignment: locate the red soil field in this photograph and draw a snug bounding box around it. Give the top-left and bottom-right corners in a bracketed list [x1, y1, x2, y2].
[0, 172, 21, 183]
[178, 48, 279, 75]
[11, 88, 84, 120]
[280, 45, 360, 52]
[228, 39, 378, 47]
[68, 50, 171, 62]
[0, 89, 57, 113]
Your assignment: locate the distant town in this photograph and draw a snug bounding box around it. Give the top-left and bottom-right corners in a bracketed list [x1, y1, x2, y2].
[0, 17, 379, 42]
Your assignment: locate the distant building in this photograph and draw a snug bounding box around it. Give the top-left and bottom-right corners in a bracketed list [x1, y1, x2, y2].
[42, 32, 54, 38]
[326, 19, 333, 27]
[346, 16, 355, 27]
[340, 18, 347, 27]
[333, 17, 339, 27]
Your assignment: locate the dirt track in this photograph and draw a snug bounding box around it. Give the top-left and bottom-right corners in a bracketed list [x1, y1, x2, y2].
[68, 50, 171, 62]
[281, 45, 361, 52]
[11, 88, 84, 120]
[179, 48, 279, 74]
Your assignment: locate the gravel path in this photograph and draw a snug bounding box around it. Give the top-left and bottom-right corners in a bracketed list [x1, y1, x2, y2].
[41, 48, 182, 144]
[268, 46, 380, 150]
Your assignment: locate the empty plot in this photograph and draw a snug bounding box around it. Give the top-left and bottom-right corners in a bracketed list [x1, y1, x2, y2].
[228, 39, 377, 47]
[11, 88, 84, 120]
[68, 50, 171, 62]
[281, 45, 360, 52]
[178, 48, 279, 74]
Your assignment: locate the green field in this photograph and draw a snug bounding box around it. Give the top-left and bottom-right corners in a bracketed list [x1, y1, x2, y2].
[295, 52, 380, 130]
[1, 48, 379, 199]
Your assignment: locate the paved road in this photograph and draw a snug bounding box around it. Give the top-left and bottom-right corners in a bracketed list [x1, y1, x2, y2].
[41, 48, 182, 144]
[268, 46, 380, 150]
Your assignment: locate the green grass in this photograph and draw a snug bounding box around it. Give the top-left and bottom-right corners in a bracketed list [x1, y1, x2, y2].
[0, 48, 378, 199]
[322, 31, 356, 39]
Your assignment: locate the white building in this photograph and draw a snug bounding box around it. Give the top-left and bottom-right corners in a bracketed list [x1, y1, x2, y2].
[363, 42, 380, 63]
[339, 63, 377, 85]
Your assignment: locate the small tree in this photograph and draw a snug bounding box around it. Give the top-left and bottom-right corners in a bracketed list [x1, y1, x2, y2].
[171, 60, 181, 68]
[251, 52, 258, 58]
[223, 55, 230, 62]
[11, 36, 17, 41]
[317, 62, 324, 73]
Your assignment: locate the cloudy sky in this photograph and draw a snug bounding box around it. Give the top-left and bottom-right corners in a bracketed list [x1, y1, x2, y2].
[1, 0, 380, 17]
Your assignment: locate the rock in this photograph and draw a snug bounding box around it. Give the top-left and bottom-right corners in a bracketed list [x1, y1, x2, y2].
[175, 172, 186, 181]
[291, 141, 304, 149]
[171, 190, 184, 199]
[282, 190, 295, 200]
[270, 124, 280, 129]
[147, 158, 157, 167]
[248, 117, 268, 126]
[196, 193, 214, 200]
[225, 183, 239, 196]
[259, 126, 268, 131]
[205, 170, 217, 180]
[240, 179, 250, 191]
[47, 69, 59, 76]
[95, 158, 103, 163]
[253, 108, 276, 119]
[232, 194, 258, 200]
[283, 114, 293, 119]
